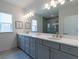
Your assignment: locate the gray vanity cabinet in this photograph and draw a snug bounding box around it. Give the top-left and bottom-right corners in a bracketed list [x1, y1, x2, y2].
[37, 40, 49, 59]
[50, 49, 77, 59]
[43, 40, 59, 49]
[24, 36, 30, 54]
[29, 38, 36, 59]
[17, 35, 78, 59]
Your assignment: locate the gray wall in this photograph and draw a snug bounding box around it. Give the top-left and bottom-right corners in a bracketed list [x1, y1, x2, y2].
[0, 0, 25, 51]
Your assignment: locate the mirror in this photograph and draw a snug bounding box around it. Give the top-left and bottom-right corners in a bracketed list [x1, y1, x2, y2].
[30, 0, 78, 36]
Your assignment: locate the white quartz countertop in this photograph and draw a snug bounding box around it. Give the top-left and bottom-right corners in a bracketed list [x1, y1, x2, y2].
[18, 33, 78, 47]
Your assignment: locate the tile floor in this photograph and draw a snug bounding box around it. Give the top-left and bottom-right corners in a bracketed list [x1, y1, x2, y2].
[0, 48, 32, 59]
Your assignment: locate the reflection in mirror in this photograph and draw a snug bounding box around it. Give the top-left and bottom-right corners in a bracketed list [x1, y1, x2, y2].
[31, 0, 78, 36]
[43, 16, 59, 34]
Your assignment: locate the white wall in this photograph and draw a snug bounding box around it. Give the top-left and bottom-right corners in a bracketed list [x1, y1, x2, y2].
[63, 15, 78, 35]
[0, 0, 25, 51]
[59, 0, 78, 36]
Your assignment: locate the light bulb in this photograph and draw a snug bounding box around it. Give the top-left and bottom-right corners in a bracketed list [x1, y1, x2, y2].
[60, 0, 65, 5]
[45, 4, 49, 8]
[43, 3, 51, 9]
[58, 0, 63, 3]
[70, 0, 73, 2]
[27, 14, 30, 18]
[50, 0, 57, 7]
[23, 15, 28, 19]
[58, 0, 65, 5]
[53, 4, 57, 7]
[47, 7, 51, 10]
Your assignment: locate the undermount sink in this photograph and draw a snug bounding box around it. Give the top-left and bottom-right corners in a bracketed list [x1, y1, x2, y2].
[29, 33, 63, 40]
[47, 37, 60, 40]
[45, 35, 63, 40]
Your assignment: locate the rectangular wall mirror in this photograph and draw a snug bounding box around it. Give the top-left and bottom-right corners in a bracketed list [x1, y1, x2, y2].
[29, 0, 78, 36]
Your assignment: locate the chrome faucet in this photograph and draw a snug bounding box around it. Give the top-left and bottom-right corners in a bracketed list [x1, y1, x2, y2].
[56, 32, 63, 38]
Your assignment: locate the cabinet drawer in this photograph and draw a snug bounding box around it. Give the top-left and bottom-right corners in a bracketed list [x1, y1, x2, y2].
[51, 49, 78, 59]
[61, 44, 78, 56]
[43, 40, 59, 49]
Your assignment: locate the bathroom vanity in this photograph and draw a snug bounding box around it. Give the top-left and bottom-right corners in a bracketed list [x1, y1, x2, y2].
[17, 33, 78, 59]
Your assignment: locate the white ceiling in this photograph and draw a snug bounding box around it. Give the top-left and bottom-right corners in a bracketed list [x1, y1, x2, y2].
[35, 0, 78, 17]
[2, 0, 78, 17]
[2, 0, 54, 17]
[2, 0, 49, 8]
[3, 0, 35, 8]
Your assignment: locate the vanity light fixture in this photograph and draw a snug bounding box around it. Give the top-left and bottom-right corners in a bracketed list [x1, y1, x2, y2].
[43, 0, 73, 9]
[23, 11, 34, 19]
[43, 0, 74, 9]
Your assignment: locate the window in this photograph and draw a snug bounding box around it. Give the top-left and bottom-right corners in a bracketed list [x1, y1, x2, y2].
[0, 12, 13, 32]
[32, 20, 37, 32]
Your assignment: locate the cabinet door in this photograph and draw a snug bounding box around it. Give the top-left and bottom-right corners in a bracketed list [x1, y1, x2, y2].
[17, 35, 21, 48]
[51, 49, 78, 59]
[61, 44, 78, 56]
[24, 36, 30, 54]
[17, 35, 25, 50]
[20, 36, 25, 50]
[30, 38, 36, 59]
[37, 43, 49, 59]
